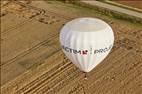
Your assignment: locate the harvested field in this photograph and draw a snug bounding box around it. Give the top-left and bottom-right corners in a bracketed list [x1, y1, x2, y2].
[1, 1, 142, 94]
[114, 1, 142, 9]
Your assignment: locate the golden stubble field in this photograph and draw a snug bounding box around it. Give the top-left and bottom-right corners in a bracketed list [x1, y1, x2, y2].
[115, 1, 142, 9]
[1, 1, 142, 94]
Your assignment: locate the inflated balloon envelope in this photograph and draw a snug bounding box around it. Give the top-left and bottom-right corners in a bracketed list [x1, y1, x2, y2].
[59, 17, 114, 73]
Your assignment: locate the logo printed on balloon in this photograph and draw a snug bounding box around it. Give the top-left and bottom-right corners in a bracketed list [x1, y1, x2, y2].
[62, 44, 112, 55]
[82, 50, 88, 55]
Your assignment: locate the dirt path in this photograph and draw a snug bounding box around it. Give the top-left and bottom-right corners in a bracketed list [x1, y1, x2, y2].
[82, 1, 142, 19]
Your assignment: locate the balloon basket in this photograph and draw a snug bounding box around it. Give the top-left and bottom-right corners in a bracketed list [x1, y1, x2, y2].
[83, 72, 88, 80]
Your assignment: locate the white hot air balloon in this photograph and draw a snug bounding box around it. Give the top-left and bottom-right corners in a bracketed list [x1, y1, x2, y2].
[59, 17, 114, 73]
